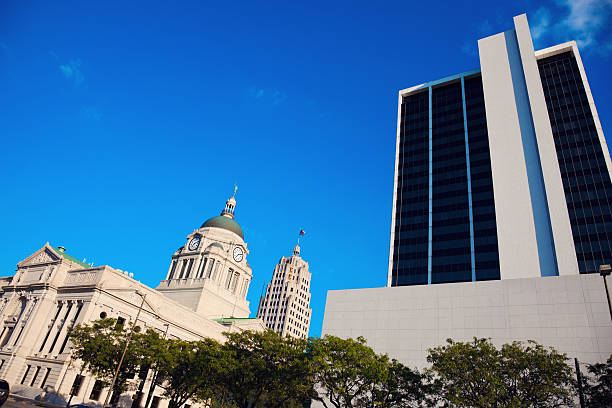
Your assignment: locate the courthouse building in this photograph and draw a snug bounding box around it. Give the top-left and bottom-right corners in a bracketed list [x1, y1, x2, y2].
[320, 14, 612, 371]
[0, 194, 263, 406]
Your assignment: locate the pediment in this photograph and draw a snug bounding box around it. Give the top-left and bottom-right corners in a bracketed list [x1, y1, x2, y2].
[17, 245, 61, 268]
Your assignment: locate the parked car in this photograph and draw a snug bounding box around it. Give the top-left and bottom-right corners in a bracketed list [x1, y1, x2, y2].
[0, 380, 9, 407]
[69, 405, 91, 408]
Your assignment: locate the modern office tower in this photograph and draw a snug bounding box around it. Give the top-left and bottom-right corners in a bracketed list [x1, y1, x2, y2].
[388, 14, 611, 287]
[256, 245, 312, 338]
[318, 15, 612, 375]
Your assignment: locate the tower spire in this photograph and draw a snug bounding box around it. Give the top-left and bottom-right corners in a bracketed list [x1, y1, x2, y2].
[294, 228, 305, 256]
[221, 185, 237, 219]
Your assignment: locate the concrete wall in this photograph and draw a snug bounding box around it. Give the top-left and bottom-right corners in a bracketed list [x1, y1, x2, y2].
[513, 15, 578, 277]
[321, 274, 612, 369]
[479, 29, 543, 280]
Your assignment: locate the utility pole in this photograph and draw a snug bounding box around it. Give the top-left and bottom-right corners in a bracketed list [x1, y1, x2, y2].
[599, 264, 612, 321]
[104, 292, 146, 407]
[575, 358, 585, 408]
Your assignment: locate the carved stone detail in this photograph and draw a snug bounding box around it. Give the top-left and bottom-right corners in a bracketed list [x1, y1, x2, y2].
[66, 271, 98, 285]
[30, 251, 55, 265]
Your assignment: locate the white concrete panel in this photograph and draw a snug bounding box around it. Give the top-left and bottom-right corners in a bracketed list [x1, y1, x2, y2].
[321, 274, 612, 370]
[478, 31, 540, 279]
[513, 14, 579, 276]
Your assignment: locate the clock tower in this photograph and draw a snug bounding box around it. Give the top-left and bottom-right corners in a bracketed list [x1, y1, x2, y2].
[156, 192, 252, 319]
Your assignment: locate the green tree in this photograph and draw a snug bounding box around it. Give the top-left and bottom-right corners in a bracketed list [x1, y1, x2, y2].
[427, 338, 575, 408]
[212, 330, 316, 408]
[68, 318, 153, 404]
[370, 358, 437, 408]
[312, 335, 430, 408]
[584, 354, 612, 408]
[155, 337, 226, 408]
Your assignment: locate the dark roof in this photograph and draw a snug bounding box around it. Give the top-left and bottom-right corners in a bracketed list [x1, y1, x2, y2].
[201, 215, 244, 240]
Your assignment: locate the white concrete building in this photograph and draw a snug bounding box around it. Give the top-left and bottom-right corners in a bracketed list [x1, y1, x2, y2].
[0, 194, 263, 407]
[320, 13, 612, 375]
[256, 245, 312, 338]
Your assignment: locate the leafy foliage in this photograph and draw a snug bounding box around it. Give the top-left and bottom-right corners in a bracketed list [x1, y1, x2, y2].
[155, 338, 225, 408]
[68, 318, 152, 401]
[211, 329, 315, 408]
[71, 320, 595, 408]
[311, 335, 433, 408]
[427, 338, 575, 408]
[583, 354, 612, 408]
[370, 358, 437, 408]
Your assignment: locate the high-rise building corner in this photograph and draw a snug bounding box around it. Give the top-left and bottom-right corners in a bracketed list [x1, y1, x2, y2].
[257, 244, 313, 338]
[388, 13, 612, 287]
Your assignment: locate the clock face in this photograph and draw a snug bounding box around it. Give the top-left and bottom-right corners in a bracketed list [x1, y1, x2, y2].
[188, 236, 201, 251]
[233, 246, 244, 262]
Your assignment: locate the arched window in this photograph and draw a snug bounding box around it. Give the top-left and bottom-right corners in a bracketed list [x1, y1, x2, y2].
[231, 272, 240, 293]
[168, 261, 177, 280]
[206, 259, 216, 279]
[225, 269, 234, 290]
[198, 258, 208, 278]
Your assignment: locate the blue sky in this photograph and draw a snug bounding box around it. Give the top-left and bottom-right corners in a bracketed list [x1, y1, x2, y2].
[1, 0, 611, 337]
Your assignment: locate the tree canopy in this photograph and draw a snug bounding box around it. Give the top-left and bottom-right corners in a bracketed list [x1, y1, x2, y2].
[311, 335, 433, 408]
[71, 320, 608, 408]
[427, 338, 575, 408]
[583, 354, 612, 408]
[68, 318, 154, 402]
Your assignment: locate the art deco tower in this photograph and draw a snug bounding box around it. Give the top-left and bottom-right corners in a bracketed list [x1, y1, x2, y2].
[257, 244, 312, 338]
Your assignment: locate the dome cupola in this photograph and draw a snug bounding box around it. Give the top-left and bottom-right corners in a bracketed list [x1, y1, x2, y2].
[200, 186, 244, 240]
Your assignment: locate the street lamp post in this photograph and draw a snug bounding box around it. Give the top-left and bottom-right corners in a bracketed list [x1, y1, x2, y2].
[599, 264, 612, 322]
[104, 291, 147, 407]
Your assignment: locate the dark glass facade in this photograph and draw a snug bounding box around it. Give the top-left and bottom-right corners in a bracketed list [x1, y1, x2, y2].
[431, 82, 471, 283]
[538, 51, 612, 274]
[391, 75, 500, 286]
[392, 90, 429, 286]
[464, 76, 501, 281]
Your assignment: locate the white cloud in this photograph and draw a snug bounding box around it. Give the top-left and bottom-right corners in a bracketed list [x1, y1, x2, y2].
[248, 86, 286, 106]
[461, 41, 477, 57]
[531, 0, 612, 54]
[530, 7, 551, 40]
[81, 106, 102, 121]
[478, 20, 494, 35]
[59, 59, 84, 84]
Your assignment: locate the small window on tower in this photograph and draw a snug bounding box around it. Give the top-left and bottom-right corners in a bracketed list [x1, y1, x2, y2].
[225, 269, 234, 290]
[231, 272, 239, 293]
[206, 259, 216, 279]
[199, 258, 208, 278]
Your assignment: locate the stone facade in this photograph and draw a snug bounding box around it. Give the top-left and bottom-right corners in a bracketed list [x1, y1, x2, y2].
[0, 195, 263, 407]
[256, 245, 312, 338]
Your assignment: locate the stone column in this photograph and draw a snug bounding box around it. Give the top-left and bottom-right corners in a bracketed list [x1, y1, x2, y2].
[50, 301, 79, 356]
[43, 300, 69, 355]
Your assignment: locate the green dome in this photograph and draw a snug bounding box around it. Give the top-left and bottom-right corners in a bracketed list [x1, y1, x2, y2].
[201, 216, 244, 240]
